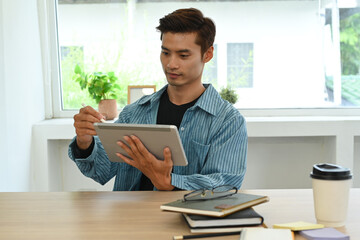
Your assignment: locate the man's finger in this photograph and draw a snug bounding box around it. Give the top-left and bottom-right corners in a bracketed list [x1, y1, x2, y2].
[124, 136, 145, 159]
[117, 140, 135, 158]
[74, 121, 96, 131]
[79, 106, 104, 121]
[130, 135, 151, 157]
[77, 113, 102, 123]
[163, 147, 173, 165]
[116, 152, 135, 167]
[75, 128, 97, 135]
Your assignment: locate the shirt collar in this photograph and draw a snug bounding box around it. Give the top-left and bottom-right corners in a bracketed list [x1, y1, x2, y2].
[137, 84, 222, 116]
[193, 84, 222, 116]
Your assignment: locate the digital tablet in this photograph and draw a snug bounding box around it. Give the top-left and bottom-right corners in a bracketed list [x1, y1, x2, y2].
[94, 123, 188, 166]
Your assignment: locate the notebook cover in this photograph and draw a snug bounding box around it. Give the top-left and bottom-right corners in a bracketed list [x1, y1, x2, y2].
[160, 192, 269, 217]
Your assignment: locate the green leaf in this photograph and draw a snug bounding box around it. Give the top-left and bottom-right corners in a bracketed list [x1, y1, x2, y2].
[95, 96, 102, 104]
[219, 87, 238, 104]
[88, 86, 94, 94]
[103, 82, 112, 93]
[110, 93, 118, 99]
[94, 86, 103, 95]
[74, 64, 82, 74]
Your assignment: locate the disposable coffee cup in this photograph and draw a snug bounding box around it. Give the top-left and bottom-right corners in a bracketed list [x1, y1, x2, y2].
[310, 163, 352, 227]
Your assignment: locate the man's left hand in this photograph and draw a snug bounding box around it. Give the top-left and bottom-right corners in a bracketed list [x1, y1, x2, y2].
[116, 135, 174, 191]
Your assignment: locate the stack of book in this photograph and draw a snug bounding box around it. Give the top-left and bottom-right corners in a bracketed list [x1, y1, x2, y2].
[160, 192, 269, 233]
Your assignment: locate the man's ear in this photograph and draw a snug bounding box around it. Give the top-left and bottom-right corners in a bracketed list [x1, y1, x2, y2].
[203, 46, 214, 63]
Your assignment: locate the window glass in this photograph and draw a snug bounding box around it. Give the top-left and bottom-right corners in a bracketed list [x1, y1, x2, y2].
[203, 44, 218, 89]
[56, 0, 360, 111]
[227, 43, 253, 88]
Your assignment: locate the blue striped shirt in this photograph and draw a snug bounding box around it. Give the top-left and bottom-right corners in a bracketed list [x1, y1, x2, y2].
[68, 84, 247, 191]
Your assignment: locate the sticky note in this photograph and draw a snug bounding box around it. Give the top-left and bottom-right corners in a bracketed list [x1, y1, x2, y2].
[299, 228, 349, 240]
[273, 221, 324, 231]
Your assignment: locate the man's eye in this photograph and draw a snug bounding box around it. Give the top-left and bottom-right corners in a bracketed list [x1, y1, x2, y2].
[162, 51, 169, 55]
[181, 55, 189, 58]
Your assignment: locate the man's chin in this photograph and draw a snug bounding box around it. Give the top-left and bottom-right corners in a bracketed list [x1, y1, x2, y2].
[166, 79, 183, 87]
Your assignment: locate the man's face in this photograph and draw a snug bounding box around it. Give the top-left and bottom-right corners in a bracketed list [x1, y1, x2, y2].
[160, 32, 211, 88]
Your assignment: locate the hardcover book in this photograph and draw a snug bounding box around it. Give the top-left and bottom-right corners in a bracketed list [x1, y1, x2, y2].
[183, 207, 264, 228]
[160, 192, 269, 217]
[189, 225, 264, 234]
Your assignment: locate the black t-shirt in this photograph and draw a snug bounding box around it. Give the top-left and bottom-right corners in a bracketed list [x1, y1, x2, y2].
[139, 89, 199, 190]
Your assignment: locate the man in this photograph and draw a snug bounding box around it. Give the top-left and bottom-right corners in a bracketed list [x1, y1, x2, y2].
[68, 8, 247, 191]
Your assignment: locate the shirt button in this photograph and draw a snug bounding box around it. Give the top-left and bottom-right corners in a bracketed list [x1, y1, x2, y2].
[180, 127, 185, 131]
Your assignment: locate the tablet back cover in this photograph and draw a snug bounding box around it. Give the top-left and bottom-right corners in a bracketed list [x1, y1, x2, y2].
[94, 123, 188, 166]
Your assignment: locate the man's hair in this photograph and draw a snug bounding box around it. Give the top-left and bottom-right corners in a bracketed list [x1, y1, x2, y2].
[156, 8, 216, 56]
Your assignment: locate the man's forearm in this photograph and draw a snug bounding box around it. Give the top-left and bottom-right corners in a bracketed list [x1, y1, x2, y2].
[76, 137, 94, 150]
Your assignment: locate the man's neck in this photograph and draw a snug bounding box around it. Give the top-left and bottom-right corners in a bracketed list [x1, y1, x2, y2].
[167, 83, 205, 105]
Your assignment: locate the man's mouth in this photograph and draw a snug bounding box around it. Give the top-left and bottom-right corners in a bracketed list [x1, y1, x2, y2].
[167, 72, 181, 78]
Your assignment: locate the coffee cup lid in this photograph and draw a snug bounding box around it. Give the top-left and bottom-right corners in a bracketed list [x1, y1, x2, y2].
[310, 163, 352, 180]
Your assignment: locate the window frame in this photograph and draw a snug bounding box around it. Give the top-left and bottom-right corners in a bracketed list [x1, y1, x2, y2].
[40, 0, 360, 118]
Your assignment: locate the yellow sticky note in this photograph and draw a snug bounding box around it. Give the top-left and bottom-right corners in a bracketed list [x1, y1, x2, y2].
[273, 221, 324, 231]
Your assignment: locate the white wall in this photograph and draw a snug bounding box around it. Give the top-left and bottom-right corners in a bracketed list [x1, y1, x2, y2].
[355, 136, 360, 186]
[243, 136, 334, 189]
[0, 0, 45, 191]
[0, 0, 8, 191]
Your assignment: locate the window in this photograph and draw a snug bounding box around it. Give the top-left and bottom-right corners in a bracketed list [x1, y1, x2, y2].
[45, 0, 360, 117]
[227, 43, 253, 88]
[325, 7, 360, 107]
[60, 46, 85, 109]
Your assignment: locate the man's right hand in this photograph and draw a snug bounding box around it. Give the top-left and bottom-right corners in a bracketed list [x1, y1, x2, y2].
[73, 105, 105, 150]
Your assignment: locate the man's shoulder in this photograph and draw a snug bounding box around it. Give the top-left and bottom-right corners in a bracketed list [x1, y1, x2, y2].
[205, 87, 243, 118]
[220, 101, 244, 122]
[206, 91, 245, 125]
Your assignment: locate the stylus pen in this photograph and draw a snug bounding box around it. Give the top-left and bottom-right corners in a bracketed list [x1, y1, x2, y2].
[81, 103, 106, 123]
[173, 231, 241, 240]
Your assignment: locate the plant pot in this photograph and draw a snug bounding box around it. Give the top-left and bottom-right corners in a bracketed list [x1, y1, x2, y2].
[98, 99, 118, 120]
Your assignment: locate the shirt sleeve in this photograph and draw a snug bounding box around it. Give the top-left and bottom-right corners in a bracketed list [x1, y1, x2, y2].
[170, 113, 247, 190]
[67, 108, 131, 186]
[68, 135, 118, 185]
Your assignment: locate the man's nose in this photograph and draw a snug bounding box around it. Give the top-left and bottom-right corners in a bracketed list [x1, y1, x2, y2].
[167, 56, 179, 69]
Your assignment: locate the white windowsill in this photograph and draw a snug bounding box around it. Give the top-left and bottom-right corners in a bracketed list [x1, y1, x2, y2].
[33, 115, 360, 137]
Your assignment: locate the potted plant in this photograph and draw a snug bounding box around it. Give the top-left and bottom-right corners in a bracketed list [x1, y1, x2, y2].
[219, 87, 238, 104]
[73, 64, 120, 120]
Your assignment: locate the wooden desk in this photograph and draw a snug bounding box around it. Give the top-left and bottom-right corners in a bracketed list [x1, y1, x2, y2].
[0, 189, 358, 239]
